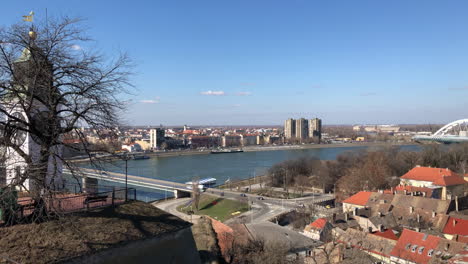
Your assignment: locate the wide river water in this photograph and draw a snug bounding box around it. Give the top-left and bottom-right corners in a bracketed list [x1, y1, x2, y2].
[86, 144, 421, 201]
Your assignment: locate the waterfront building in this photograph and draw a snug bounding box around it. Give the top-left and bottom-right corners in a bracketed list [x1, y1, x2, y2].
[284, 118, 296, 139]
[309, 118, 322, 141]
[241, 134, 257, 146]
[222, 135, 242, 147]
[189, 136, 220, 149]
[135, 139, 151, 150]
[149, 128, 165, 149]
[256, 135, 265, 145]
[296, 118, 309, 140]
[122, 143, 142, 152]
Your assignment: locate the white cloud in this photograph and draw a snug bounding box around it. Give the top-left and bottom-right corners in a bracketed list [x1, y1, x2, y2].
[235, 91, 252, 96]
[71, 44, 82, 51]
[140, 97, 160, 104]
[200, 90, 225, 96]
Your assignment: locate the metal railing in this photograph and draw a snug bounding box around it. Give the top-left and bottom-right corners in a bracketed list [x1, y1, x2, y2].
[15, 188, 137, 218]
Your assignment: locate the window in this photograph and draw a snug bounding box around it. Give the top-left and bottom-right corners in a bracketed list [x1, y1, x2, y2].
[428, 249, 434, 257]
[405, 243, 411, 250]
[418, 247, 425, 254]
[411, 245, 418, 252]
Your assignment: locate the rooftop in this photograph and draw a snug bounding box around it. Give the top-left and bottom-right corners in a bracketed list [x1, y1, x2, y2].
[390, 229, 440, 264]
[342, 191, 373, 206]
[443, 217, 468, 236]
[401, 166, 466, 186]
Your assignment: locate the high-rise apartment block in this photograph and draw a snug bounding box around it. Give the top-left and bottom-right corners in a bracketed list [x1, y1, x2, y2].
[150, 128, 165, 149]
[284, 118, 296, 139]
[309, 118, 322, 141]
[295, 118, 309, 140]
[284, 117, 322, 142]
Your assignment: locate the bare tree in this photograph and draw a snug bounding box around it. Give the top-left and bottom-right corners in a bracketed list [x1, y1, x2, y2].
[0, 16, 132, 223]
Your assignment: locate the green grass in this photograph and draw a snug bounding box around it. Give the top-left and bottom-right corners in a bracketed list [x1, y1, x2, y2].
[177, 194, 249, 222]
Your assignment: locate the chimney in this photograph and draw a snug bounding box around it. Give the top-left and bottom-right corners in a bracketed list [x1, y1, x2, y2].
[432, 211, 436, 218]
[378, 224, 384, 232]
[453, 219, 457, 227]
[455, 196, 459, 212]
[417, 214, 420, 223]
[404, 190, 408, 195]
[423, 192, 426, 197]
[409, 206, 414, 213]
[378, 212, 382, 217]
[415, 227, 420, 232]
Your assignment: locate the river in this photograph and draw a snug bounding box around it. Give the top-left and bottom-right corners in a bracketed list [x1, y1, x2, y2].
[80, 144, 421, 201]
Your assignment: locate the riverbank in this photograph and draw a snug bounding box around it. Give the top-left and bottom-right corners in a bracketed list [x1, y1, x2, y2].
[67, 141, 417, 163]
[242, 141, 416, 152]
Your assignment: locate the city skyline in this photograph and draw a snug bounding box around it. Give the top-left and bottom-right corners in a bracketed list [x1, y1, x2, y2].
[1, 1, 468, 125]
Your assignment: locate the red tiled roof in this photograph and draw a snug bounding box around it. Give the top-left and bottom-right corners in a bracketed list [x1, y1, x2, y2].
[310, 218, 327, 229]
[401, 167, 466, 186]
[371, 229, 398, 241]
[390, 229, 440, 264]
[342, 191, 372, 206]
[209, 217, 234, 260]
[443, 217, 468, 236]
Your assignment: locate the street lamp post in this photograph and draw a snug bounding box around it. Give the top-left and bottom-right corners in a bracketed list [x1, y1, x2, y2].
[124, 154, 129, 202]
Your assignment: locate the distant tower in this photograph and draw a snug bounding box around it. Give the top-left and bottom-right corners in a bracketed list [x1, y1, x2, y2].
[150, 128, 165, 149]
[309, 118, 322, 142]
[284, 118, 296, 139]
[295, 118, 309, 141]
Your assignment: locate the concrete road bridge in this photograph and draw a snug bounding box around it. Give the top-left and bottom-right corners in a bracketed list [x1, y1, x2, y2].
[64, 168, 194, 198]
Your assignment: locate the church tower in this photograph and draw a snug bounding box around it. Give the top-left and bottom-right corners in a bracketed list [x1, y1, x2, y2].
[1, 26, 63, 191]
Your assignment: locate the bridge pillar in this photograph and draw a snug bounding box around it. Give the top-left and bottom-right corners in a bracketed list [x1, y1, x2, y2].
[173, 189, 190, 199]
[82, 177, 98, 194]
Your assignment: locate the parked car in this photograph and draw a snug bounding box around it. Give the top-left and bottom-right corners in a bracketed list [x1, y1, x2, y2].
[257, 196, 264, 200]
[240, 193, 247, 197]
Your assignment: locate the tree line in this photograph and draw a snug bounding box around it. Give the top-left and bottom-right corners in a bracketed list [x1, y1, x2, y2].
[266, 143, 468, 201]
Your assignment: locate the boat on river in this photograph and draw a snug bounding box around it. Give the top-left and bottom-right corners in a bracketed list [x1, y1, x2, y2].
[210, 149, 244, 154]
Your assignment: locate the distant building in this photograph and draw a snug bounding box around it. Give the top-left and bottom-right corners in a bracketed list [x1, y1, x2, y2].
[241, 134, 257, 146]
[284, 118, 296, 139]
[135, 139, 151, 150]
[309, 118, 322, 141]
[222, 135, 242, 147]
[296, 118, 308, 140]
[189, 136, 220, 149]
[122, 143, 142, 152]
[149, 128, 165, 149]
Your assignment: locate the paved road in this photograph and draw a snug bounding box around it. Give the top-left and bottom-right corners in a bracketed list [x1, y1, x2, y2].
[69, 168, 335, 224]
[154, 186, 335, 224]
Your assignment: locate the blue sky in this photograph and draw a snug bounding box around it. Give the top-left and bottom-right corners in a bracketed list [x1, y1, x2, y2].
[1, 1, 468, 126]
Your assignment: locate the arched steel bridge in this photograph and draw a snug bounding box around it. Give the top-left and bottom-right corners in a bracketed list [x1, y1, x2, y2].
[413, 119, 468, 144]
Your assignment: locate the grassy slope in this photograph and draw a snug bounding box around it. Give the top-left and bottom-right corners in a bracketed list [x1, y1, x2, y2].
[0, 201, 190, 264]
